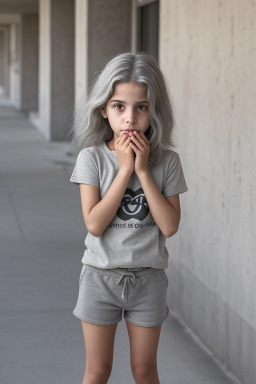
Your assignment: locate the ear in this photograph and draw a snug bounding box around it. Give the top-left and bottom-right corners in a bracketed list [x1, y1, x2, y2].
[100, 107, 108, 118]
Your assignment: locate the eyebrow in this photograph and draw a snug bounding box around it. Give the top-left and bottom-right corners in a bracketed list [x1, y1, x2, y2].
[110, 99, 148, 104]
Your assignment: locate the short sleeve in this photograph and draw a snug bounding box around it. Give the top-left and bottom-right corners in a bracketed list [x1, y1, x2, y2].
[162, 152, 188, 197]
[70, 149, 99, 188]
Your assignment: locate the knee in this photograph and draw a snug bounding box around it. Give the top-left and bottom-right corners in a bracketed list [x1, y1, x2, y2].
[132, 363, 158, 384]
[84, 363, 112, 384]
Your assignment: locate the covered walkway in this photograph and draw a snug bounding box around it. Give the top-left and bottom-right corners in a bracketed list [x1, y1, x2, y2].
[0, 99, 235, 384]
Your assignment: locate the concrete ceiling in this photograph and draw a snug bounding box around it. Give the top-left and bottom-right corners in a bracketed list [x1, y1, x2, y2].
[0, 0, 37, 4]
[0, 0, 38, 14]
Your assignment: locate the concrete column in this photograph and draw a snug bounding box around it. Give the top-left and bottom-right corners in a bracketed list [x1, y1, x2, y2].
[9, 22, 21, 108]
[74, 0, 131, 107]
[87, 0, 131, 88]
[0, 15, 21, 99]
[3, 27, 10, 97]
[20, 14, 39, 112]
[39, 0, 51, 137]
[75, 0, 88, 109]
[0, 31, 4, 93]
[39, 0, 75, 140]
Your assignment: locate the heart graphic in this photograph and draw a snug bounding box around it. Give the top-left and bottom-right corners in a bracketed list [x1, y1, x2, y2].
[116, 188, 149, 221]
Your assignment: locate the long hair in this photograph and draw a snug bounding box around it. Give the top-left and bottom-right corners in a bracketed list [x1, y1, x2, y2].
[68, 52, 177, 167]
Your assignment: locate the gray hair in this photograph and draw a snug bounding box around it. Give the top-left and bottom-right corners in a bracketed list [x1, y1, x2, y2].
[68, 52, 177, 167]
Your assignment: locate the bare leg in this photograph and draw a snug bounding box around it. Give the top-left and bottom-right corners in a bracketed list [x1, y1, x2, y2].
[126, 320, 162, 384]
[81, 320, 118, 384]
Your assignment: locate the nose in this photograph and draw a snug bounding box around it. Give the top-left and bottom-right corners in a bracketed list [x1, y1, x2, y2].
[125, 108, 136, 125]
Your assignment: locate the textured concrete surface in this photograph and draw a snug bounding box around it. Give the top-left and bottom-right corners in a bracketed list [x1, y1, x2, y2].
[0, 100, 235, 384]
[39, 0, 74, 141]
[21, 13, 38, 112]
[160, 1, 256, 383]
[9, 21, 21, 108]
[88, 0, 131, 88]
[0, 31, 4, 86]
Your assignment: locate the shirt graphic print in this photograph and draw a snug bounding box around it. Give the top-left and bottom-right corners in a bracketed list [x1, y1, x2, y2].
[117, 188, 149, 221]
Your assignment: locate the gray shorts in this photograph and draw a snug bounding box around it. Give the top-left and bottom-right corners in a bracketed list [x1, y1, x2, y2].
[73, 264, 169, 327]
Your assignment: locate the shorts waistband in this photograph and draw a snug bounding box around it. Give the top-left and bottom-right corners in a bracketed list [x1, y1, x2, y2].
[83, 264, 160, 301]
[83, 264, 159, 277]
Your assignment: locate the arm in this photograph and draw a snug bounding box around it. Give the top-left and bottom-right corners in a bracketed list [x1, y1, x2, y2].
[137, 171, 180, 237]
[80, 133, 134, 237]
[80, 169, 132, 237]
[130, 131, 181, 237]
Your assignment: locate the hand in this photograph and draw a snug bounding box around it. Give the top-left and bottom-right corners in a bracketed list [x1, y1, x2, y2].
[129, 131, 150, 176]
[115, 132, 135, 174]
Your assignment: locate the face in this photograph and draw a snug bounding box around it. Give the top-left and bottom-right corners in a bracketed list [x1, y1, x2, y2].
[101, 82, 150, 142]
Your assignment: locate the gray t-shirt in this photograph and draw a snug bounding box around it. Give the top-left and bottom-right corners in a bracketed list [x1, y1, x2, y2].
[70, 142, 188, 269]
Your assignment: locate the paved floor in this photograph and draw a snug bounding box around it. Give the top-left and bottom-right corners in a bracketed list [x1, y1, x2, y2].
[0, 101, 235, 384]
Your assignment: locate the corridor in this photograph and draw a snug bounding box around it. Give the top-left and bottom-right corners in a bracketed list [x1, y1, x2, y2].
[0, 101, 235, 384]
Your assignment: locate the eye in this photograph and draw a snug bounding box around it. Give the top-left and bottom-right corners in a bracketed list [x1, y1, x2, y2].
[137, 105, 147, 111]
[114, 104, 124, 111]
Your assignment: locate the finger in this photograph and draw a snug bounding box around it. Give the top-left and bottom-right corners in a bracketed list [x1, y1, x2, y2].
[134, 131, 150, 147]
[115, 132, 127, 143]
[130, 135, 145, 150]
[129, 142, 138, 153]
[116, 136, 130, 152]
[118, 133, 129, 145]
[122, 135, 132, 148]
[115, 137, 124, 149]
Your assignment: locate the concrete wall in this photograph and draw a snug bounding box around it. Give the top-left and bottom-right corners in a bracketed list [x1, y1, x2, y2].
[39, 0, 75, 140]
[21, 13, 38, 112]
[160, 1, 256, 383]
[0, 31, 4, 90]
[0, 6, 39, 102]
[0, 26, 10, 97]
[39, 0, 51, 137]
[74, 0, 88, 107]
[9, 21, 21, 108]
[74, 0, 131, 124]
[51, 0, 74, 140]
[0, 3, 38, 14]
[88, 0, 131, 87]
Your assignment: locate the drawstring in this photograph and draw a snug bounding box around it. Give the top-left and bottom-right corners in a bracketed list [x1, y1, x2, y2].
[115, 271, 137, 300]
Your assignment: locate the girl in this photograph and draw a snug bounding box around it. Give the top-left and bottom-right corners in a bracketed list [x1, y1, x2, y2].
[69, 53, 188, 384]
